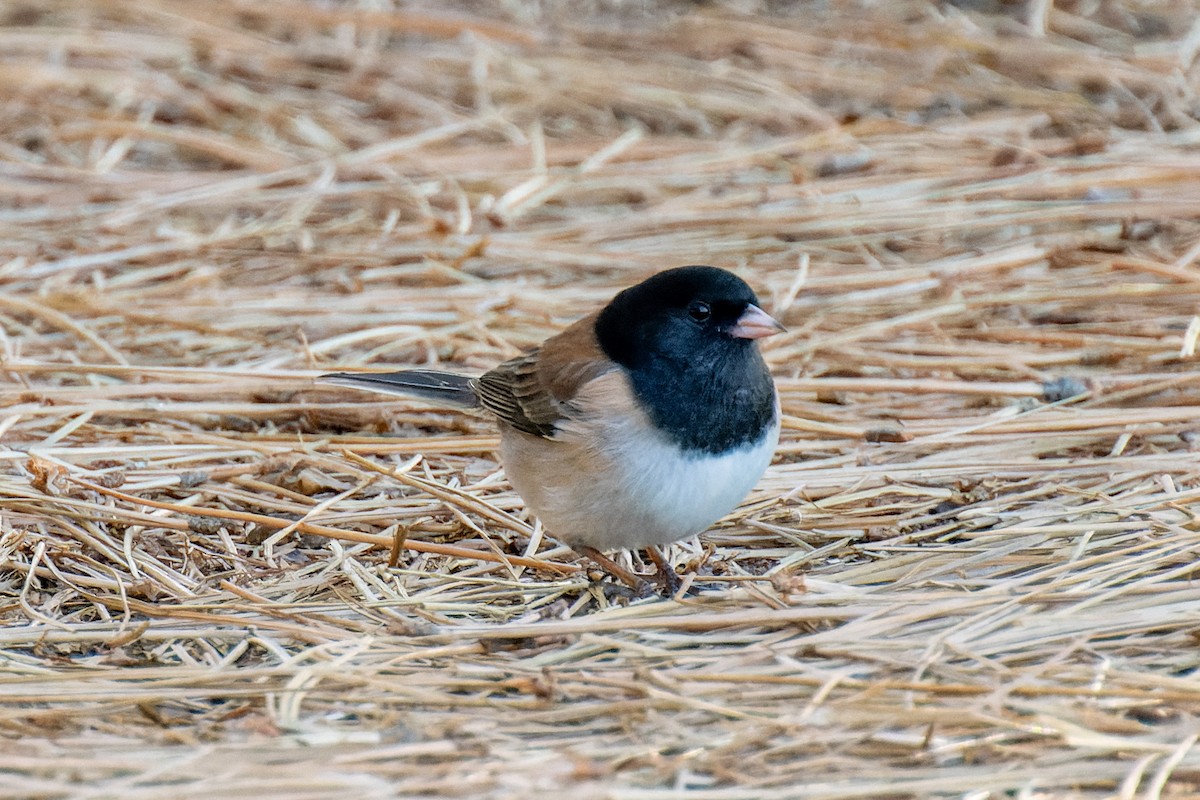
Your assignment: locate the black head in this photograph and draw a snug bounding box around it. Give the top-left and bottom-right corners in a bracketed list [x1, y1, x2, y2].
[593, 266, 780, 454]
[594, 265, 767, 371]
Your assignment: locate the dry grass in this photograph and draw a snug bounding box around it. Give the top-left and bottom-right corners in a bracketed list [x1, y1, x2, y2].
[3, 0, 1200, 797]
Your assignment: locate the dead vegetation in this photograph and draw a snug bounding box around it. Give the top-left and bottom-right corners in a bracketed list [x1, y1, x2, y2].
[2, 0, 1200, 797]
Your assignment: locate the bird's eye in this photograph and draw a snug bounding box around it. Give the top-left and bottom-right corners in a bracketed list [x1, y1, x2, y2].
[688, 301, 711, 323]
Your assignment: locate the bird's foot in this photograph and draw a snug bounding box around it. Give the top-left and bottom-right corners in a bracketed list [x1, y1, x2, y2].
[644, 546, 683, 597]
[577, 545, 690, 599]
[578, 546, 657, 598]
[598, 580, 654, 603]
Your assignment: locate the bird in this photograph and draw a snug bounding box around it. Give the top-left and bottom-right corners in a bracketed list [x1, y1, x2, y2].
[319, 265, 783, 596]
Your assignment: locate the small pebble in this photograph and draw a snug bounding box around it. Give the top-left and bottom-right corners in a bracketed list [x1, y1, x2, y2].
[1042, 376, 1089, 402]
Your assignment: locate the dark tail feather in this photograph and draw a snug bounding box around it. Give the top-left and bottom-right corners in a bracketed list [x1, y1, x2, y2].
[318, 370, 479, 408]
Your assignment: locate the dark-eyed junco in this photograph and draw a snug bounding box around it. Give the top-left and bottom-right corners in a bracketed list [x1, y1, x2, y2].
[321, 266, 783, 595]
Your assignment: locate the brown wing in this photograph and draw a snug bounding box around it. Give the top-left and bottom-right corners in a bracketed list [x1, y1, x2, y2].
[471, 312, 615, 438]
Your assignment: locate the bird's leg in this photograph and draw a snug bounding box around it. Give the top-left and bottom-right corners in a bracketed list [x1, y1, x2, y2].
[577, 546, 653, 596]
[645, 546, 683, 597]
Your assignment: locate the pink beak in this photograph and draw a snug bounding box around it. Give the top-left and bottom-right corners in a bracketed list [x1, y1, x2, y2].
[730, 304, 786, 340]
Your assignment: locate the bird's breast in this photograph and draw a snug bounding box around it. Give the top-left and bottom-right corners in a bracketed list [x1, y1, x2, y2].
[499, 371, 779, 551]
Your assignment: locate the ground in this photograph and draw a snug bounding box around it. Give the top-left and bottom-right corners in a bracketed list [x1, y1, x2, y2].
[2, 1, 1200, 797]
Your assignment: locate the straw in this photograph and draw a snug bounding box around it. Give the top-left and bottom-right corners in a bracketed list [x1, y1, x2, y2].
[2, 1, 1200, 796]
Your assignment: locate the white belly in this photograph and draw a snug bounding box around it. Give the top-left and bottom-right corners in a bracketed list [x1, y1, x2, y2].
[590, 421, 779, 549]
[501, 409, 779, 552]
